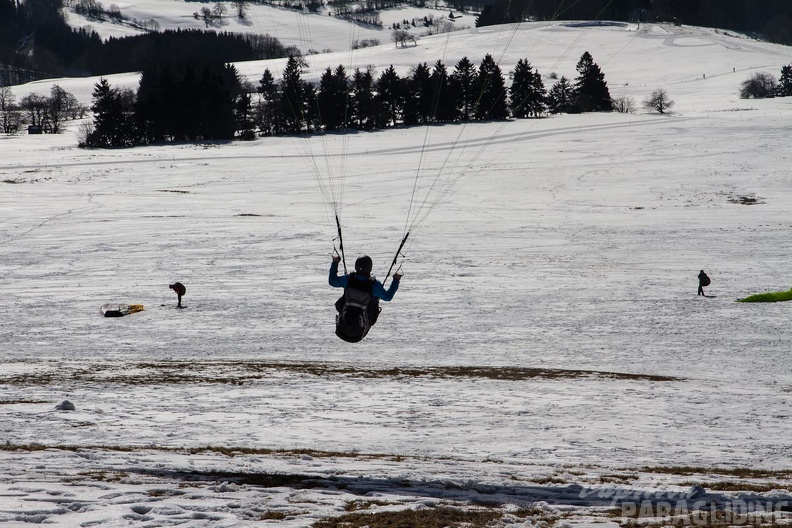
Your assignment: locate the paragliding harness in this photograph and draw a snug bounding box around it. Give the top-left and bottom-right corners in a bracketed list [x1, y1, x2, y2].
[335, 275, 381, 343]
[332, 215, 404, 342]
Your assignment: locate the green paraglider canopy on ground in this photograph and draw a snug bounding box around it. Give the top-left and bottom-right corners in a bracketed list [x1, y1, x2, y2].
[737, 289, 792, 302]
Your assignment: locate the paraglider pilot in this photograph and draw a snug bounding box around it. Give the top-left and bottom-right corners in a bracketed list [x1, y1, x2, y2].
[330, 255, 401, 342]
[169, 282, 186, 307]
[697, 270, 710, 296]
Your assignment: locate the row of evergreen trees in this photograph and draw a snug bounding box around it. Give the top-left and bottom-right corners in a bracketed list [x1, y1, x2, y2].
[87, 56, 243, 146]
[86, 51, 612, 147]
[475, 0, 792, 45]
[0, 0, 291, 82]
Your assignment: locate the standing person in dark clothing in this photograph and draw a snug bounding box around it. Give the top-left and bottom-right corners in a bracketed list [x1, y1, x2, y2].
[698, 270, 710, 296]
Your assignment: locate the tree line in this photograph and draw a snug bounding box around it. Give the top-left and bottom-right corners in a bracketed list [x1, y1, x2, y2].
[84, 51, 612, 147]
[476, 0, 792, 45]
[0, 84, 85, 134]
[4, 0, 792, 87]
[741, 66, 792, 99]
[0, 0, 292, 84]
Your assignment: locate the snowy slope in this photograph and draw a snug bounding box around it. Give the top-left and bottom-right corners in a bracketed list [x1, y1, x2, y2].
[14, 21, 792, 111]
[2, 21, 792, 528]
[64, 0, 467, 52]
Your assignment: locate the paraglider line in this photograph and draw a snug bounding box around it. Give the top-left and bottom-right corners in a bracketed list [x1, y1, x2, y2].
[384, 231, 410, 287]
[335, 213, 347, 275]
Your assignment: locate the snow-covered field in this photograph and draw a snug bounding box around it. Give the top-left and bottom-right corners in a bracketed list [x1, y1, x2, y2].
[64, 0, 466, 51]
[2, 20, 792, 527]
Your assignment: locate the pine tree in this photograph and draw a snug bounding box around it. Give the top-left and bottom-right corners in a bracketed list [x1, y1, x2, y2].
[332, 65, 350, 128]
[509, 59, 546, 118]
[279, 55, 307, 134]
[430, 60, 456, 122]
[573, 51, 612, 112]
[350, 67, 375, 130]
[779, 64, 792, 96]
[450, 56, 477, 121]
[90, 77, 134, 146]
[403, 62, 433, 126]
[526, 70, 547, 117]
[317, 65, 349, 130]
[547, 76, 575, 114]
[474, 54, 508, 120]
[255, 68, 278, 135]
[374, 65, 403, 128]
[303, 80, 319, 132]
[258, 69, 276, 96]
[509, 59, 533, 118]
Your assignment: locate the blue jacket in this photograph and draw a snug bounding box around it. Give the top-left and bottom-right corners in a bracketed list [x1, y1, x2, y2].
[329, 261, 399, 301]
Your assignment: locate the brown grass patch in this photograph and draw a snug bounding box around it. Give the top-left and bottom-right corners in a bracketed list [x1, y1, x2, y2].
[344, 500, 398, 512]
[640, 466, 792, 479]
[599, 473, 638, 484]
[0, 360, 681, 387]
[0, 443, 422, 464]
[259, 510, 307, 520]
[617, 509, 784, 527]
[74, 470, 130, 482]
[312, 506, 501, 528]
[728, 194, 765, 205]
[532, 475, 568, 485]
[679, 481, 790, 493]
[147, 488, 186, 497]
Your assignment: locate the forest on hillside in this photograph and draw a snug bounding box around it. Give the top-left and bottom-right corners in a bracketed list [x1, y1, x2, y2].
[476, 0, 792, 46]
[1, 0, 791, 87]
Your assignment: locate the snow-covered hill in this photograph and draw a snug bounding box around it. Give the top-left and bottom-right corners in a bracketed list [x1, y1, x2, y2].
[64, 0, 467, 51]
[1, 20, 792, 528]
[12, 20, 792, 115]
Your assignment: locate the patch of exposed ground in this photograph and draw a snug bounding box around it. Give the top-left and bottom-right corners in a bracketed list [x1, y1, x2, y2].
[0, 360, 681, 386]
[641, 466, 792, 479]
[312, 505, 502, 528]
[2, 447, 789, 527]
[728, 193, 765, 205]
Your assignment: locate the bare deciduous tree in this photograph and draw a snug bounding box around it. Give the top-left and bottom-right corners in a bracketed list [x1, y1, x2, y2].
[212, 2, 227, 18]
[0, 86, 21, 133]
[233, 0, 248, 20]
[612, 94, 636, 114]
[76, 121, 95, 147]
[391, 29, 416, 48]
[200, 6, 214, 26]
[20, 93, 48, 127]
[47, 85, 73, 133]
[642, 88, 674, 114]
[740, 72, 778, 98]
